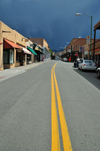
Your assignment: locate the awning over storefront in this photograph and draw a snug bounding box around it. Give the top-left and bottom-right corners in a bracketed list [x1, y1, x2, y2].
[27, 46, 37, 55]
[35, 50, 44, 54]
[4, 39, 22, 49]
[0, 41, 2, 44]
[94, 21, 100, 30]
[22, 47, 32, 55]
[35, 46, 44, 54]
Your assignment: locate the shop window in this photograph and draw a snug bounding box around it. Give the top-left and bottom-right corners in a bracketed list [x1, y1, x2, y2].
[99, 55, 100, 60]
[16, 51, 19, 62]
[3, 50, 9, 64]
[27, 54, 31, 62]
[84, 54, 88, 60]
[23, 55, 25, 62]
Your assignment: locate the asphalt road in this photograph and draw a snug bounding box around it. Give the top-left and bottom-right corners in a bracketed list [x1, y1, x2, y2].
[0, 60, 100, 151]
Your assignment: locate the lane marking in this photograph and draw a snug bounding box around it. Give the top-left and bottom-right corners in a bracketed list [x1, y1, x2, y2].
[54, 66, 73, 151]
[51, 63, 61, 151]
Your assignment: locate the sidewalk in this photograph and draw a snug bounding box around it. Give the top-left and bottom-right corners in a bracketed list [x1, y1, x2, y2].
[0, 60, 50, 82]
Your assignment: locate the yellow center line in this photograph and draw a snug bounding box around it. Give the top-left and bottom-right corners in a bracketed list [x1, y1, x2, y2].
[51, 63, 73, 151]
[51, 63, 61, 151]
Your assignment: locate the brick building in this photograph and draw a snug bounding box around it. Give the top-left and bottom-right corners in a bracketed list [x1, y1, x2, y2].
[93, 21, 100, 61]
[61, 38, 87, 61]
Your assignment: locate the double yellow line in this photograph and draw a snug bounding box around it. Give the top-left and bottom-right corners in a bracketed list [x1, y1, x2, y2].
[51, 63, 72, 151]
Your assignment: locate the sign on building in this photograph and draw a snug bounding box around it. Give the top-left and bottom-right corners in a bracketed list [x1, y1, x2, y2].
[30, 44, 34, 47]
[79, 47, 84, 53]
[86, 36, 90, 44]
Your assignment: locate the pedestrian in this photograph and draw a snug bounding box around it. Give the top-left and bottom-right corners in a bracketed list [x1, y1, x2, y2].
[42, 56, 44, 61]
[77, 57, 80, 62]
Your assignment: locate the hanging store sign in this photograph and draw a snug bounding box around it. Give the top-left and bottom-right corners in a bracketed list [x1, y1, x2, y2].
[86, 36, 90, 44]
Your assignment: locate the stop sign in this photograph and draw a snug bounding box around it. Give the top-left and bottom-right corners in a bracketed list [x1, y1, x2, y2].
[75, 53, 78, 56]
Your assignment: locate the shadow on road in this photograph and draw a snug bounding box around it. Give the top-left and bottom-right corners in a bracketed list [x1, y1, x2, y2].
[73, 66, 100, 90]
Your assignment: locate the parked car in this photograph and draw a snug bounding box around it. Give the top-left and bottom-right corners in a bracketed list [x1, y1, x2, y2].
[78, 59, 83, 67]
[96, 60, 100, 69]
[63, 58, 67, 62]
[55, 56, 59, 60]
[96, 67, 100, 78]
[78, 60, 96, 71]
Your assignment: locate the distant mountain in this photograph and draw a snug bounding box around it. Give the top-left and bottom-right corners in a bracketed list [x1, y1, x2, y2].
[52, 49, 64, 53]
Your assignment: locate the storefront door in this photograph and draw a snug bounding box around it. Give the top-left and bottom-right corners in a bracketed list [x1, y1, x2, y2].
[10, 49, 14, 64]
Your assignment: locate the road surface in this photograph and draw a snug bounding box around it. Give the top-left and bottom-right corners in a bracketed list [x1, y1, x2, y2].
[0, 60, 100, 151]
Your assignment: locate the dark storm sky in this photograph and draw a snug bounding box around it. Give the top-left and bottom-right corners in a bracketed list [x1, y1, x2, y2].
[0, 0, 100, 50]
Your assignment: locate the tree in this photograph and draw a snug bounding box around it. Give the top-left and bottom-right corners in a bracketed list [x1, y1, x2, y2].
[49, 49, 53, 56]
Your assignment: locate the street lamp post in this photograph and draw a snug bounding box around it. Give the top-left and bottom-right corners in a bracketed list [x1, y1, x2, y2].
[75, 13, 93, 60]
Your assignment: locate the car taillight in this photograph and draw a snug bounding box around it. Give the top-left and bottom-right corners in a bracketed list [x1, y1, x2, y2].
[83, 64, 86, 66]
[95, 65, 97, 66]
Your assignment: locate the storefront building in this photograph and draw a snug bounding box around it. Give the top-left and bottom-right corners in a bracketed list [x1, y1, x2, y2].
[29, 38, 50, 61]
[92, 39, 100, 62]
[93, 21, 100, 61]
[0, 21, 33, 71]
[82, 43, 90, 60]
[27, 46, 37, 62]
[26, 39, 38, 63]
[71, 38, 86, 59]
[61, 38, 87, 61]
[34, 45, 44, 62]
